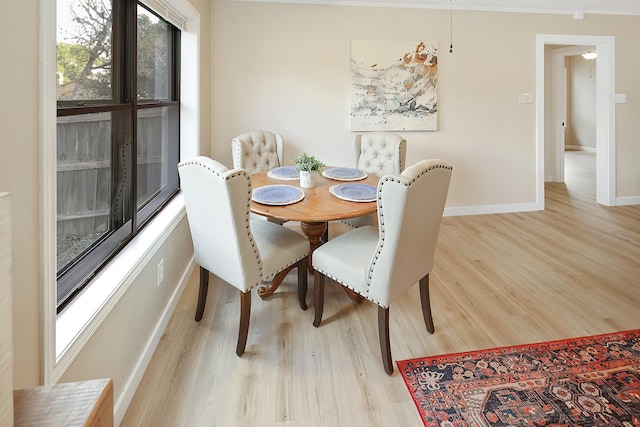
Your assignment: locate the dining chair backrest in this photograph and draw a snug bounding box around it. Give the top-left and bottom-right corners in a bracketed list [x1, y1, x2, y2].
[367, 159, 452, 306]
[178, 156, 261, 291]
[336, 132, 407, 232]
[231, 130, 284, 173]
[354, 132, 406, 177]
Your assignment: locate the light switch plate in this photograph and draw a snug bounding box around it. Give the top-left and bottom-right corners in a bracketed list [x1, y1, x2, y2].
[519, 93, 533, 104]
[615, 93, 627, 104]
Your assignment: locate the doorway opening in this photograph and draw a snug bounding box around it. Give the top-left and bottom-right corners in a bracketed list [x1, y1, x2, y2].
[535, 34, 616, 209]
[553, 45, 597, 200]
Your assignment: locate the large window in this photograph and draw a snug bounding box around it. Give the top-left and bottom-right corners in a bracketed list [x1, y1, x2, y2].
[56, 0, 180, 310]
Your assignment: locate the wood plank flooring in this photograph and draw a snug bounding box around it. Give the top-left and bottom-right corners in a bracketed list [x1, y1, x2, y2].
[121, 150, 640, 426]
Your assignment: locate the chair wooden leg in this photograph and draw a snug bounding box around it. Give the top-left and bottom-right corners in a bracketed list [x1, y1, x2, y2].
[195, 266, 209, 322]
[313, 271, 325, 327]
[378, 306, 393, 375]
[419, 274, 435, 334]
[297, 258, 308, 311]
[236, 291, 251, 356]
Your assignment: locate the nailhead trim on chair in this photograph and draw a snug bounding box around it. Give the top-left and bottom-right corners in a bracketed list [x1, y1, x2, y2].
[234, 167, 307, 289]
[178, 159, 265, 291]
[245, 181, 263, 290]
[364, 162, 453, 305]
[222, 167, 306, 289]
[340, 134, 406, 229]
[231, 139, 243, 171]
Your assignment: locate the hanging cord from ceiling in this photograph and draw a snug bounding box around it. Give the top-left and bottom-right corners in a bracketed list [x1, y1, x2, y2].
[449, 0, 454, 53]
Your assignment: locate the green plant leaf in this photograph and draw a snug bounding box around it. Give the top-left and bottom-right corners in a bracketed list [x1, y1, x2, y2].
[294, 152, 325, 172]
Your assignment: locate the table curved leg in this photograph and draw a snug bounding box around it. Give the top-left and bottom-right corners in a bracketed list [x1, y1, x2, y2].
[257, 220, 324, 299]
[258, 265, 294, 299]
[260, 221, 362, 304]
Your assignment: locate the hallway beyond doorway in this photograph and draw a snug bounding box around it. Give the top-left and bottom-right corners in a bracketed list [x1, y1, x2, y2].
[564, 149, 595, 201]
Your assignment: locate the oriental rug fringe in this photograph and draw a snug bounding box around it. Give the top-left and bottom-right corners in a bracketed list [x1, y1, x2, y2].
[398, 329, 640, 427]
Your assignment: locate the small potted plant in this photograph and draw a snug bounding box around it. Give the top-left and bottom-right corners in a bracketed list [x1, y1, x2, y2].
[295, 152, 325, 188]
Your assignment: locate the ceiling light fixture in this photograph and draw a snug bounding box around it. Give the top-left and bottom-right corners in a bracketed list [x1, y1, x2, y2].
[582, 51, 597, 60]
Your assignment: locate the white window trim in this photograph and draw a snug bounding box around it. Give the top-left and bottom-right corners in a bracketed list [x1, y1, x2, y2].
[41, 0, 201, 384]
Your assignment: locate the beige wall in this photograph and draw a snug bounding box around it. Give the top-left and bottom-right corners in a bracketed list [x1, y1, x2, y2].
[211, 2, 640, 203]
[0, 0, 42, 389]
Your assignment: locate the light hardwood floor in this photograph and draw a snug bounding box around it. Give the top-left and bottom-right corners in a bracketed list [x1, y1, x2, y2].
[121, 151, 640, 426]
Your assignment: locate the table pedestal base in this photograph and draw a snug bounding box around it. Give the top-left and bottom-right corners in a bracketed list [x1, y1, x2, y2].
[258, 266, 293, 299]
[258, 221, 326, 299]
[259, 221, 362, 304]
[299, 221, 327, 272]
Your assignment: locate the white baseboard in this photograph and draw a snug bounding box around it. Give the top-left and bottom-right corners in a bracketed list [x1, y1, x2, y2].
[565, 145, 596, 153]
[444, 202, 540, 217]
[615, 196, 640, 206]
[443, 197, 638, 218]
[113, 256, 196, 426]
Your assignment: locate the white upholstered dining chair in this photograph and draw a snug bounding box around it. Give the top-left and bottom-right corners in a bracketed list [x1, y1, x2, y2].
[231, 130, 284, 173]
[312, 159, 452, 374]
[354, 132, 407, 177]
[178, 156, 309, 356]
[231, 130, 287, 224]
[337, 132, 407, 231]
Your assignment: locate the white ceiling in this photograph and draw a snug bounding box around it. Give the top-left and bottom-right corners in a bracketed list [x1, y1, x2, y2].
[242, 0, 640, 16]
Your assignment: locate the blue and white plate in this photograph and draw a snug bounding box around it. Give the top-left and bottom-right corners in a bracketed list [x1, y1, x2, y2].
[329, 183, 377, 202]
[252, 185, 305, 206]
[267, 166, 300, 180]
[322, 167, 367, 181]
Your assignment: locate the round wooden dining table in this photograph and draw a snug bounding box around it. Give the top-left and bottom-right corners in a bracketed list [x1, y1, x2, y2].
[251, 168, 379, 300]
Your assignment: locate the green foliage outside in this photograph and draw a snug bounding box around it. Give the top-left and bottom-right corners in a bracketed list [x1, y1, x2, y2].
[137, 11, 170, 100]
[57, 0, 170, 101]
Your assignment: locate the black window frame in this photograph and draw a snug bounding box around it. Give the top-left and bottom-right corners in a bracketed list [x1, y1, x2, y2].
[56, 0, 181, 311]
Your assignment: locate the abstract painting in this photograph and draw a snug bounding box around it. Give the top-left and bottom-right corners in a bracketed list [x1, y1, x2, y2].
[350, 40, 438, 131]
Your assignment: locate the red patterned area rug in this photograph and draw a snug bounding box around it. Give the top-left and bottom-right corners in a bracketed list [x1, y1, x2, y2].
[398, 329, 640, 427]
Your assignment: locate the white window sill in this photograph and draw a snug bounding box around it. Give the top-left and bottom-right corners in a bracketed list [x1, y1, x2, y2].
[54, 193, 186, 377]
